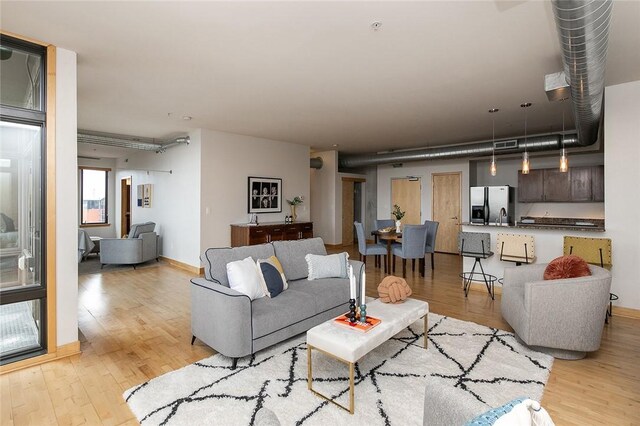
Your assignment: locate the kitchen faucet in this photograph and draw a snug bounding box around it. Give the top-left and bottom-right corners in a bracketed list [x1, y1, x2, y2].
[496, 207, 507, 226]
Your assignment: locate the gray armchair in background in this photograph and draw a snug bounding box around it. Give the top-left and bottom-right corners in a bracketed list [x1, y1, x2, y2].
[99, 222, 159, 268]
[501, 263, 612, 360]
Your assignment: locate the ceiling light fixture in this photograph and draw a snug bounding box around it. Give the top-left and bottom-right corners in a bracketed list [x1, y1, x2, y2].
[182, 116, 192, 121]
[521, 103, 532, 174]
[371, 21, 382, 31]
[489, 108, 499, 177]
[559, 99, 569, 172]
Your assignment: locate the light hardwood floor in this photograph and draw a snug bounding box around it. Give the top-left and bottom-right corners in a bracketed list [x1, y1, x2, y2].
[1, 249, 639, 425]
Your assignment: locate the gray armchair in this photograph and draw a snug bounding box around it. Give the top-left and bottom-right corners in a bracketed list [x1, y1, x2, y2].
[99, 222, 159, 268]
[501, 263, 612, 359]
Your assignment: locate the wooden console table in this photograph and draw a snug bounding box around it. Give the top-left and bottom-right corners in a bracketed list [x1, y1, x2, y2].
[231, 222, 313, 247]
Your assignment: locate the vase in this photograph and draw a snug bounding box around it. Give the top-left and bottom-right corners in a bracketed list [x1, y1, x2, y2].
[395, 220, 401, 233]
[290, 205, 297, 222]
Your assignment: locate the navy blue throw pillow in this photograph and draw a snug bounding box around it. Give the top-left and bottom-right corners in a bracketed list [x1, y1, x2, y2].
[259, 262, 284, 297]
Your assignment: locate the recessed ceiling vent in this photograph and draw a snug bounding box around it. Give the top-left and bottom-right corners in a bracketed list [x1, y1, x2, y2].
[494, 139, 518, 151]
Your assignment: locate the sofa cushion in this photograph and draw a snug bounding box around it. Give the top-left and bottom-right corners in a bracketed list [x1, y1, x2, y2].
[227, 257, 266, 300]
[128, 222, 155, 239]
[203, 244, 275, 286]
[288, 278, 349, 313]
[305, 252, 349, 280]
[543, 255, 592, 280]
[272, 238, 327, 281]
[251, 289, 317, 339]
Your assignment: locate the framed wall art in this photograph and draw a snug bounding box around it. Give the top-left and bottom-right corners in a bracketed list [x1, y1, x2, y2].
[248, 177, 282, 213]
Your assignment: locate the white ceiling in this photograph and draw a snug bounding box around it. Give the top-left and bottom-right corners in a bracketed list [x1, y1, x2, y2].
[2, 1, 639, 155]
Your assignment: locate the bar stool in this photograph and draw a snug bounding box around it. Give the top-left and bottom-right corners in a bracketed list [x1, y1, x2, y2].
[458, 232, 496, 300]
[563, 236, 615, 323]
[497, 233, 536, 266]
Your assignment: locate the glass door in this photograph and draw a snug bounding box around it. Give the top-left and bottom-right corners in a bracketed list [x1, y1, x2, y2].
[0, 36, 47, 364]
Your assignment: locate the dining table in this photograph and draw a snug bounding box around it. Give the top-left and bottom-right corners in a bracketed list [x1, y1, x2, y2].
[371, 230, 402, 274]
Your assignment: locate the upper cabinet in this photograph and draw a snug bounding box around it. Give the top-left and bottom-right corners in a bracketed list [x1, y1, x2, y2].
[518, 165, 604, 203]
[517, 169, 544, 202]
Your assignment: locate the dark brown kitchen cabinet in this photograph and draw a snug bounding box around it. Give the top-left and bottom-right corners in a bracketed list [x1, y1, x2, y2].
[518, 165, 604, 203]
[517, 169, 544, 202]
[592, 165, 605, 202]
[231, 222, 314, 247]
[543, 169, 572, 202]
[570, 166, 593, 201]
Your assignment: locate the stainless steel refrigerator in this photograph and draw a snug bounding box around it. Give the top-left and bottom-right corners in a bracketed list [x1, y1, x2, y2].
[470, 185, 514, 225]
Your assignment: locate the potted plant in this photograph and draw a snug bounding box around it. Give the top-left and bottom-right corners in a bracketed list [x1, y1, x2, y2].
[392, 204, 405, 232]
[286, 196, 304, 221]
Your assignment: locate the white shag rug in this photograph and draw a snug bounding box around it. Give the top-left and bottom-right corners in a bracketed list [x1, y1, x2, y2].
[124, 314, 553, 425]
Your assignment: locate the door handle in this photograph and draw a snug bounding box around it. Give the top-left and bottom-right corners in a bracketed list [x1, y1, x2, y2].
[450, 216, 458, 220]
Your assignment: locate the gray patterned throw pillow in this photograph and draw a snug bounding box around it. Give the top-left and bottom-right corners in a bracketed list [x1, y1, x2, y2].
[305, 252, 349, 280]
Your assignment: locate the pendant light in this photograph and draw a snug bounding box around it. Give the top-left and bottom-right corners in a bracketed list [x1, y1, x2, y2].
[521, 103, 532, 174]
[559, 100, 569, 172]
[489, 108, 499, 176]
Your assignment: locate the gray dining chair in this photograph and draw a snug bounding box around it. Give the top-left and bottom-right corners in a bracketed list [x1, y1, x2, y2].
[391, 224, 428, 278]
[355, 222, 388, 272]
[424, 220, 440, 271]
[375, 219, 395, 230]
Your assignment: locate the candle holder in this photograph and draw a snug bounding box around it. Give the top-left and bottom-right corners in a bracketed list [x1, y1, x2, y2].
[359, 304, 367, 324]
[348, 299, 357, 323]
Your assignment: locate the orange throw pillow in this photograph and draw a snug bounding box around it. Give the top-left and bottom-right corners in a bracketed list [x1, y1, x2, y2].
[543, 255, 592, 280]
[377, 276, 412, 303]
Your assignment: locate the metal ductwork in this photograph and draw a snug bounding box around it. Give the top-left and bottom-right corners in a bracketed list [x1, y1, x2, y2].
[310, 157, 323, 169]
[551, 0, 612, 146]
[339, 133, 579, 169]
[78, 130, 190, 154]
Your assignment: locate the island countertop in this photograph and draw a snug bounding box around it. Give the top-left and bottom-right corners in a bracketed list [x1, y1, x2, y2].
[462, 216, 605, 232]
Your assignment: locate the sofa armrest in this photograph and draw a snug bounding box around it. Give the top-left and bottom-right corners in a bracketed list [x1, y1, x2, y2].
[523, 267, 611, 350]
[100, 238, 142, 264]
[190, 278, 254, 358]
[503, 264, 547, 288]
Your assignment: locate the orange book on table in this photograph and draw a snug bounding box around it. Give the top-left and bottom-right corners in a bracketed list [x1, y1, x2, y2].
[334, 314, 381, 332]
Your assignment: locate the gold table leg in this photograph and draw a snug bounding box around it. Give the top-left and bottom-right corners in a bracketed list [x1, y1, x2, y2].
[307, 344, 355, 414]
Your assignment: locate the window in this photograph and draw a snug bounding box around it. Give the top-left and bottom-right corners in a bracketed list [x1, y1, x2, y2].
[80, 168, 109, 225]
[0, 35, 47, 364]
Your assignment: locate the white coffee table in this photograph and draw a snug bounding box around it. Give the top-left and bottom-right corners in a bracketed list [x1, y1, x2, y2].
[306, 297, 429, 414]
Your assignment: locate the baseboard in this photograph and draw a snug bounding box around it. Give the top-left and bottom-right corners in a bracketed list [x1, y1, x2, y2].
[612, 305, 640, 319]
[0, 340, 81, 375]
[159, 256, 201, 275]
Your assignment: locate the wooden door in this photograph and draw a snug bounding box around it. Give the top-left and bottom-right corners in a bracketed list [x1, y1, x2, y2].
[432, 173, 461, 254]
[391, 178, 421, 225]
[342, 180, 355, 245]
[120, 177, 132, 237]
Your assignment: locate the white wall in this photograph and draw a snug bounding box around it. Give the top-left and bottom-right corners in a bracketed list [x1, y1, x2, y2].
[310, 150, 339, 244]
[56, 48, 78, 347]
[200, 129, 311, 252]
[377, 159, 470, 223]
[115, 130, 202, 267]
[603, 80, 640, 310]
[77, 157, 117, 238]
[473, 152, 605, 220]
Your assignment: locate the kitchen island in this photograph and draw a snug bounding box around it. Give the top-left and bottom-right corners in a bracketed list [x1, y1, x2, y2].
[460, 218, 606, 292]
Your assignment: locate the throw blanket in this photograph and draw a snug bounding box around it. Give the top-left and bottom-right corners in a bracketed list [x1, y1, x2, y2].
[494, 400, 555, 426]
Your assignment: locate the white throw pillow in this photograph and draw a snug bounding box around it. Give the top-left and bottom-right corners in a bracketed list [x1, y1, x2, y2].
[226, 257, 266, 300]
[306, 252, 350, 280]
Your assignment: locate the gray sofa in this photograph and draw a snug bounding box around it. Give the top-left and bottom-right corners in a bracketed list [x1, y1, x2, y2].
[501, 263, 612, 359]
[100, 222, 159, 268]
[191, 237, 364, 368]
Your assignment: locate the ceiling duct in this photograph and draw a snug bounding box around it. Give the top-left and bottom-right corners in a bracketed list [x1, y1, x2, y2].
[77, 130, 190, 154]
[309, 157, 323, 169]
[338, 133, 579, 169]
[551, 0, 613, 146]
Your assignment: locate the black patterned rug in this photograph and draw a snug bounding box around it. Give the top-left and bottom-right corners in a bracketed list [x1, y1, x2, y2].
[123, 314, 553, 425]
